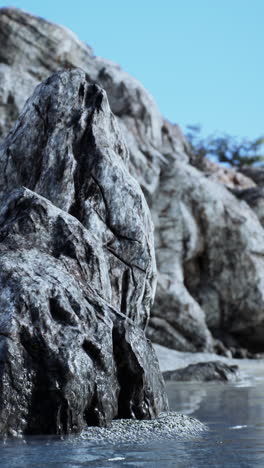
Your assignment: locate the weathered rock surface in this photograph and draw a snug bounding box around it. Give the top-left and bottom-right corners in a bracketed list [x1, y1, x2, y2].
[1, 7, 264, 355]
[163, 361, 240, 383]
[0, 69, 168, 437]
[147, 159, 264, 352]
[0, 7, 184, 198]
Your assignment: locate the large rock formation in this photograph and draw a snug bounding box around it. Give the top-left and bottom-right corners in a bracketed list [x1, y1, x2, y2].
[0, 7, 264, 358]
[0, 69, 168, 437]
[149, 160, 264, 353]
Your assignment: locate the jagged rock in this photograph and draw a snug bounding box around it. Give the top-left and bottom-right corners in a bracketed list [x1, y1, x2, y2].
[0, 7, 199, 353]
[1, 7, 264, 354]
[0, 69, 168, 437]
[0, 7, 186, 197]
[163, 361, 240, 383]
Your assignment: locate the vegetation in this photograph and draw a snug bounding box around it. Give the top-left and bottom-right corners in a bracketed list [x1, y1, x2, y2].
[186, 125, 264, 169]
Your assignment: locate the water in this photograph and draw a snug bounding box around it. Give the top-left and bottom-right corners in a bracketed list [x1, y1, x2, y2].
[1, 361, 264, 468]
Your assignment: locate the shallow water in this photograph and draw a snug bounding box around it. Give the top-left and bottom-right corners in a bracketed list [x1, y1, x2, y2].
[1, 361, 264, 468]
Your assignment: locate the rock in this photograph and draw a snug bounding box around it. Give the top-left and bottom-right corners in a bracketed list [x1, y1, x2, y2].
[230, 186, 264, 229]
[148, 159, 264, 352]
[0, 7, 180, 198]
[189, 152, 256, 190]
[0, 7, 93, 141]
[154, 343, 232, 372]
[0, 7, 204, 354]
[1, 7, 264, 353]
[239, 166, 264, 187]
[0, 69, 168, 438]
[163, 361, 240, 382]
[154, 343, 264, 385]
[230, 170, 264, 234]
[213, 332, 261, 359]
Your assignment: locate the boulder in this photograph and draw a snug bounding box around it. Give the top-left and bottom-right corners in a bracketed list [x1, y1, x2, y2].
[163, 361, 240, 383]
[0, 69, 168, 437]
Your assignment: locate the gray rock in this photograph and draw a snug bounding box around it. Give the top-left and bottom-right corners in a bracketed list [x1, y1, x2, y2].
[163, 361, 240, 383]
[0, 69, 168, 438]
[149, 160, 264, 352]
[153, 343, 262, 376]
[230, 186, 264, 229]
[154, 343, 233, 372]
[0, 7, 204, 353]
[0, 7, 181, 198]
[239, 166, 264, 187]
[1, 7, 264, 354]
[189, 154, 256, 190]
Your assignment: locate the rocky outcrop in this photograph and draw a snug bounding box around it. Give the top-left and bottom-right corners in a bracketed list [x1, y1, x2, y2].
[1, 7, 264, 356]
[148, 160, 264, 353]
[0, 6, 183, 198]
[0, 69, 168, 437]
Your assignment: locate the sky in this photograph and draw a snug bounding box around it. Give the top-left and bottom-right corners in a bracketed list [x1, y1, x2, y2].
[2, 0, 264, 141]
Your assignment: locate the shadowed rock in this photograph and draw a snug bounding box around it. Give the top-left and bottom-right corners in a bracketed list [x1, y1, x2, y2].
[0, 69, 168, 438]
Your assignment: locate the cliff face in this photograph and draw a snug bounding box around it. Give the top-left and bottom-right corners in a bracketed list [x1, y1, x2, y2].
[1, 7, 264, 366]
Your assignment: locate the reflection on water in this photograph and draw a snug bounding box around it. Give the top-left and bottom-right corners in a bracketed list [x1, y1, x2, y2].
[166, 382, 207, 415]
[167, 376, 264, 468]
[1, 363, 264, 467]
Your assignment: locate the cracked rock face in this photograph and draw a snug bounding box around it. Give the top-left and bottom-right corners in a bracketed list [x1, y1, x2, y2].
[1, 7, 264, 357]
[0, 69, 168, 437]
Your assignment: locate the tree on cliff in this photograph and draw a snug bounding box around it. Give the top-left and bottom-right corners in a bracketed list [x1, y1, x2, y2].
[186, 125, 264, 169]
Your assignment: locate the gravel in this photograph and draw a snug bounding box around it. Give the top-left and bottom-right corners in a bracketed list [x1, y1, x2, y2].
[80, 412, 206, 445]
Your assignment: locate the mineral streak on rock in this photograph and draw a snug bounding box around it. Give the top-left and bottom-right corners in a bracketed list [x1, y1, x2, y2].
[0, 69, 168, 438]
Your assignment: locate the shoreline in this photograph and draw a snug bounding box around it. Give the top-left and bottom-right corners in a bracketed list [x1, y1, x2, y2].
[154, 343, 264, 382]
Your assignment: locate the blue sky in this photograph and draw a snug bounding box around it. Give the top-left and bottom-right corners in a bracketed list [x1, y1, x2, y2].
[3, 0, 264, 141]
